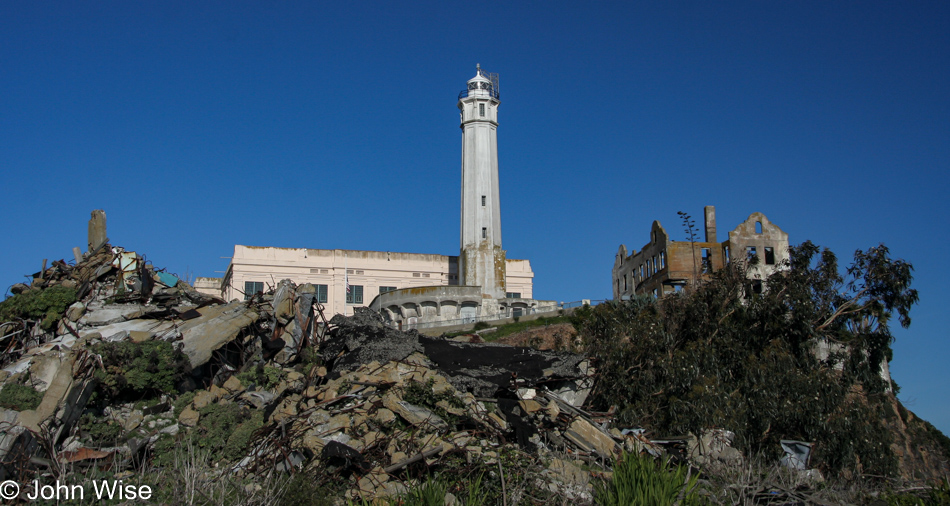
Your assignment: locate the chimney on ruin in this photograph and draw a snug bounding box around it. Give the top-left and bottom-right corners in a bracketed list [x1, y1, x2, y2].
[704, 206, 717, 243]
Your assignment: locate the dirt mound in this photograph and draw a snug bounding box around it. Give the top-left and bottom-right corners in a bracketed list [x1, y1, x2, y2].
[494, 322, 577, 350]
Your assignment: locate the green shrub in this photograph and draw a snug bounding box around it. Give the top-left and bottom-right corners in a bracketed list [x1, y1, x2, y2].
[93, 340, 191, 399]
[595, 452, 703, 506]
[574, 242, 918, 477]
[79, 413, 125, 445]
[192, 402, 264, 462]
[237, 363, 284, 390]
[0, 285, 76, 330]
[0, 383, 43, 411]
[281, 473, 337, 506]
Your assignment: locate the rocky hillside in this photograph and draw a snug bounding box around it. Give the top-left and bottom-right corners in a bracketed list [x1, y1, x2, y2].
[0, 239, 947, 504]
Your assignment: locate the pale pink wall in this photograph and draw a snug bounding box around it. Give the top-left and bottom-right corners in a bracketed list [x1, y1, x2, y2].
[222, 245, 534, 317]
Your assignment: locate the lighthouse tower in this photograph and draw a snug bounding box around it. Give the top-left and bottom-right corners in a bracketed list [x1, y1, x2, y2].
[458, 64, 506, 300]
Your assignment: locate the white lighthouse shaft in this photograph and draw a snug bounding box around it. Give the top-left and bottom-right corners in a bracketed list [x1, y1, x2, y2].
[458, 65, 506, 299]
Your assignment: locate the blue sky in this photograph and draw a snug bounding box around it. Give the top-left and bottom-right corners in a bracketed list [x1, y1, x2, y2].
[2, 2, 948, 434]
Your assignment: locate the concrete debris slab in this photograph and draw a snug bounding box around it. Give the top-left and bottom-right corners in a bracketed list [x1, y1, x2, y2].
[78, 318, 177, 342]
[383, 394, 448, 431]
[564, 418, 621, 459]
[178, 301, 260, 368]
[78, 304, 148, 326]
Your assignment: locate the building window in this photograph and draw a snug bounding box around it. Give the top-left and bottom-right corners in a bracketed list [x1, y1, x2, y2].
[747, 279, 764, 296]
[244, 281, 264, 300]
[756, 221, 763, 234]
[479, 103, 485, 117]
[747, 246, 757, 262]
[652, 255, 657, 274]
[659, 251, 666, 269]
[764, 247, 775, 265]
[346, 285, 363, 304]
[482, 227, 487, 239]
[724, 246, 730, 264]
[506, 292, 521, 299]
[623, 274, 628, 291]
[379, 286, 397, 294]
[640, 265, 644, 279]
[701, 248, 712, 273]
[316, 284, 328, 303]
[481, 195, 486, 206]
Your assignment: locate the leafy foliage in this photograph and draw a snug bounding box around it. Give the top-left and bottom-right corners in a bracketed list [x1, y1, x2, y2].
[0, 383, 43, 411]
[195, 402, 264, 461]
[79, 413, 124, 445]
[237, 363, 284, 390]
[595, 452, 703, 506]
[0, 285, 77, 330]
[575, 242, 918, 477]
[93, 340, 191, 399]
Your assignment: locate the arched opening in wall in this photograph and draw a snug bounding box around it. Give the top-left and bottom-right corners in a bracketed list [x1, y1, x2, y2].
[388, 305, 404, 320]
[403, 303, 419, 318]
[441, 300, 458, 317]
[756, 221, 763, 234]
[511, 302, 528, 318]
[421, 301, 438, 317]
[460, 302, 478, 323]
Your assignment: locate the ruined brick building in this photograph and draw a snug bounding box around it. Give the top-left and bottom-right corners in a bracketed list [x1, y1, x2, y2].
[612, 206, 789, 299]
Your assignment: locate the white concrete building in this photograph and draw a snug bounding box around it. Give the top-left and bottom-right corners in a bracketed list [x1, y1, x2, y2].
[213, 246, 534, 318]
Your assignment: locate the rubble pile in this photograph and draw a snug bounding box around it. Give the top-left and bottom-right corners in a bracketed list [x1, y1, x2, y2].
[0, 236, 748, 502]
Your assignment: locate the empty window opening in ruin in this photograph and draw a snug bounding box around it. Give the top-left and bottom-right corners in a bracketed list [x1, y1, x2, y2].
[659, 251, 666, 269]
[723, 246, 730, 264]
[764, 246, 775, 265]
[756, 221, 763, 234]
[701, 248, 712, 273]
[747, 279, 764, 296]
[747, 246, 757, 262]
[623, 274, 628, 291]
